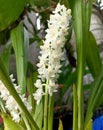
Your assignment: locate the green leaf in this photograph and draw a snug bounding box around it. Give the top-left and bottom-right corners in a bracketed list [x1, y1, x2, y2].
[33, 102, 43, 130]
[0, 31, 7, 45]
[86, 32, 102, 77]
[58, 119, 63, 130]
[70, 0, 93, 129]
[69, 1, 85, 129]
[60, 0, 70, 8]
[1, 41, 12, 73]
[1, 113, 25, 130]
[0, 0, 27, 31]
[11, 22, 29, 94]
[85, 65, 103, 128]
[0, 56, 39, 130]
[29, 0, 51, 6]
[27, 71, 38, 113]
[59, 70, 77, 97]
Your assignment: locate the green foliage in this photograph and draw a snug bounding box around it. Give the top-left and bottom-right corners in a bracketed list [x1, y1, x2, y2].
[27, 70, 38, 113]
[85, 119, 92, 130]
[0, 0, 27, 31]
[70, 0, 93, 129]
[85, 65, 103, 127]
[34, 0, 51, 6]
[1, 113, 26, 130]
[11, 22, 29, 94]
[0, 56, 39, 130]
[0, 0, 103, 130]
[33, 102, 43, 130]
[86, 32, 102, 78]
[0, 41, 12, 73]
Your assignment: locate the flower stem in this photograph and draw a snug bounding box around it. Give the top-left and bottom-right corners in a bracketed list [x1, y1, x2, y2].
[77, 56, 84, 130]
[44, 82, 49, 130]
[73, 84, 78, 130]
[48, 95, 54, 130]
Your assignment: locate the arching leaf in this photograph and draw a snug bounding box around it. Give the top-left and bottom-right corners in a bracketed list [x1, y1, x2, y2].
[0, 0, 27, 31]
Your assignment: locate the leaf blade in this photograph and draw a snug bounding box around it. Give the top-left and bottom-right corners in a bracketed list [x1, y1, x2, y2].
[0, 0, 27, 31]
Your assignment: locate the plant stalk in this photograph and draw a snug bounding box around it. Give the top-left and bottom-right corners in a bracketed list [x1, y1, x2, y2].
[44, 82, 49, 130]
[73, 84, 78, 130]
[48, 95, 54, 130]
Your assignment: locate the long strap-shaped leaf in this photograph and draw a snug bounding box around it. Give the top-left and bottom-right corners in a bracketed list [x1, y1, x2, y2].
[86, 32, 102, 78]
[0, 56, 39, 130]
[85, 65, 103, 128]
[11, 22, 29, 94]
[69, 0, 93, 130]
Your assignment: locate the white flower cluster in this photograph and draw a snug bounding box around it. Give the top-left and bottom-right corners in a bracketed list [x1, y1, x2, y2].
[0, 74, 32, 123]
[33, 3, 71, 104]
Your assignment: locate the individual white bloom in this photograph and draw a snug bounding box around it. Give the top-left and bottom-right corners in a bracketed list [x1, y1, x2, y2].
[33, 3, 71, 104]
[9, 74, 21, 93]
[33, 88, 44, 104]
[5, 95, 18, 111]
[53, 3, 66, 14]
[34, 79, 43, 89]
[11, 110, 20, 123]
[20, 94, 32, 111]
[48, 80, 58, 96]
[10, 74, 16, 82]
[0, 81, 9, 100]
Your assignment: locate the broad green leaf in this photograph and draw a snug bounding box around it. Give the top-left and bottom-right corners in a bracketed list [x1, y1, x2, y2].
[86, 32, 102, 77]
[11, 22, 29, 94]
[0, 56, 39, 130]
[0, 0, 27, 31]
[58, 119, 63, 130]
[1, 113, 25, 130]
[28, 0, 51, 6]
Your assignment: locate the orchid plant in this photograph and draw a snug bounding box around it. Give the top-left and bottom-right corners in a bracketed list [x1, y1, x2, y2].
[0, 0, 103, 130]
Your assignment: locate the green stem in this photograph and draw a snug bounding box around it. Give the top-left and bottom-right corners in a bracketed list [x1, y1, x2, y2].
[48, 95, 54, 130]
[44, 82, 49, 130]
[73, 84, 78, 130]
[77, 63, 84, 130]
